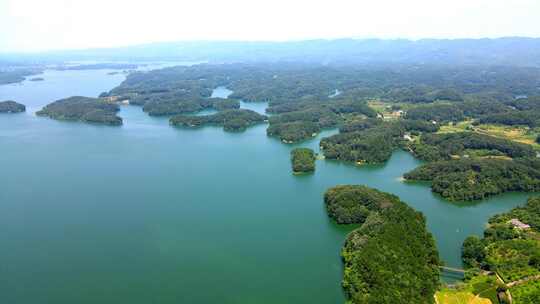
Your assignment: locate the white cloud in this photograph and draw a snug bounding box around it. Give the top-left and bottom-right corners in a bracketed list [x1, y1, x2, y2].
[1, 0, 539, 52]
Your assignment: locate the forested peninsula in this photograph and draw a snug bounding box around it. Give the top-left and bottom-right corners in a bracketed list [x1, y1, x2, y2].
[37, 96, 122, 125]
[324, 185, 441, 303]
[0, 100, 26, 113]
[404, 158, 540, 201]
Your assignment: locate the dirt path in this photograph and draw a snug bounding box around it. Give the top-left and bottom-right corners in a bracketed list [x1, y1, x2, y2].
[507, 274, 540, 287]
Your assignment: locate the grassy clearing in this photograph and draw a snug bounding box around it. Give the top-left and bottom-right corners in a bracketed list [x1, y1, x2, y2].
[436, 275, 499, 304]
[435, 290, 492, 304]
[367, 100, 412, 120]
[474, 124, 538, 146]
[437, 121, 540, 148]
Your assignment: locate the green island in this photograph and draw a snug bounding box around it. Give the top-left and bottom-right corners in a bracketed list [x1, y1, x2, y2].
[37, 96, 122, 125]
[437, 197, 540, 304]
[290, 148, 315, 173]
[0, 100, 26, 113]
[324, 185, 441, 303]
[170, 109, 266, 132]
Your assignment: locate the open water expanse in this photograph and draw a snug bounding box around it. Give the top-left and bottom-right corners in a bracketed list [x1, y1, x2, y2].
[0, 68, 532, 303]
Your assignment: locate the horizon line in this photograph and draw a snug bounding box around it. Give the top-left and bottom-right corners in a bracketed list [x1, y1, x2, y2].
[2, 35, 540, 55]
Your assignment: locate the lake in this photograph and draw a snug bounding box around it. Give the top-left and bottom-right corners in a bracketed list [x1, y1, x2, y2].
[0, 69, 533, 303]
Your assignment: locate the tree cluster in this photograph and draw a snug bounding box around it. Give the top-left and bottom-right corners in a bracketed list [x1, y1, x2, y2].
[37, 96, 122, 125]
[290, 148, 316, 173]
[404, 158, 540, 201]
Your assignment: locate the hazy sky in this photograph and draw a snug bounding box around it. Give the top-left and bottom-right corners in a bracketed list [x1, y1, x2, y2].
[1, 0, 540, 52]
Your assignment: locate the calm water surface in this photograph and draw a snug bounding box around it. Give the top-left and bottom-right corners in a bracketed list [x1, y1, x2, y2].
[0, 70, 533, 303]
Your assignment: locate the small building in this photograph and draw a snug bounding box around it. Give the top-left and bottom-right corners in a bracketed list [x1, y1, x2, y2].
[508, 219, 531, 230]
[403, 134, 413, 141]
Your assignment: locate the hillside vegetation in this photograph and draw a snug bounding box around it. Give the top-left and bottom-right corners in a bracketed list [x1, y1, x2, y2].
[461, 197, 540, 303]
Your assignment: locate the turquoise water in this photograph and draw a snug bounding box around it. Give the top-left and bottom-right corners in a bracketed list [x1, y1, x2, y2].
[0, 70, 533, 303]
[211, 86, 268, 114]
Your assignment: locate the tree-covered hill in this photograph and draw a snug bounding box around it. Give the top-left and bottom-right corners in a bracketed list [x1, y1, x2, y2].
[37, 96, 122, 125]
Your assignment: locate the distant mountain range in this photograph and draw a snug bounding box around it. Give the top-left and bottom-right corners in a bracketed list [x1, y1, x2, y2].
[3, 37, 540, 67]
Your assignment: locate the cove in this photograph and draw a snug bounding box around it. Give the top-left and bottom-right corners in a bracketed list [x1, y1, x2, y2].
[0, 69, 534, 304]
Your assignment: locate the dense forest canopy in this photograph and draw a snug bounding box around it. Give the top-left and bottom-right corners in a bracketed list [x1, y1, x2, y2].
[290, 148, 316, 173]
[320, 119, 439, 164]
[37, 96, 122, 125]
[324, 185, 440, 303]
